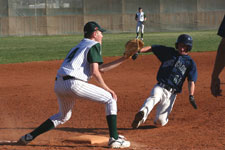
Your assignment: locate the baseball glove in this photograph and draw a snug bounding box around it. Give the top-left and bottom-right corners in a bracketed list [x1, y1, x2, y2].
[123, 39, 144, 59]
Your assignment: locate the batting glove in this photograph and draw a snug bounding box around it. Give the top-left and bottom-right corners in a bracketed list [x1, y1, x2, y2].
[189, 95, 197, 109]
[132, 50, 140, 60]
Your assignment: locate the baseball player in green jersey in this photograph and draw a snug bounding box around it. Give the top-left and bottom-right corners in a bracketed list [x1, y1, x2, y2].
[17, 21, 130, 149]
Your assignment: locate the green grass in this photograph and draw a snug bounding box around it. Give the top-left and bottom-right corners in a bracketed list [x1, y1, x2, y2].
[0, 30, 221, 64]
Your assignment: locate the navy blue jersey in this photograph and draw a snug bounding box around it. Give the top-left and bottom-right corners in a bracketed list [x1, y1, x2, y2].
[218, 15, 225, 38]
[152, 45, 197, 93]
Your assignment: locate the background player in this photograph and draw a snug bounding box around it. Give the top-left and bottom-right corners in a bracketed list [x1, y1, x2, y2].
[131, 34, 198, 128]
[17, 21, 130, 149]
[211, 15, 225, 97]
[135, 7, 147, 41]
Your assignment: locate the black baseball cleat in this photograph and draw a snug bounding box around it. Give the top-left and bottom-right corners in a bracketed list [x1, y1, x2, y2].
[132, 111, 144, 129]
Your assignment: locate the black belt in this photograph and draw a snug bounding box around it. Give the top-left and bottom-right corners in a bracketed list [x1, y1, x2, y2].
[55, 75, 75, 81]
[157, 82, 176, 93]
[63, 76, 75, 80]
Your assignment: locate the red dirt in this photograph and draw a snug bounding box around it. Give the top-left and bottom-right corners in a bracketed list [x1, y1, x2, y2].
[1, 52, 225, 150]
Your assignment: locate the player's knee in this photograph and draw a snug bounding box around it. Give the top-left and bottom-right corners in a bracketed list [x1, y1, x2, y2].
[105, 98, 117, 115]
[50, 111, 72, 127]
[56, 111, 72, 124]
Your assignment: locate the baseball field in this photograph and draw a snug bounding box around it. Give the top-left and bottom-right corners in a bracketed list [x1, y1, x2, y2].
[1, 31, 225, 150]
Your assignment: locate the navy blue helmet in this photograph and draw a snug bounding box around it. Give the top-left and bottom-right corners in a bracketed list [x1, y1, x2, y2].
[175, 34, 193, 51]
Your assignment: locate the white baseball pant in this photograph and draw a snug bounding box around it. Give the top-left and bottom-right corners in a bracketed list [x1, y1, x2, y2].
[50, 77, 117, 127]
[136, 21, 144, 34]
[139, 84, 177, 126]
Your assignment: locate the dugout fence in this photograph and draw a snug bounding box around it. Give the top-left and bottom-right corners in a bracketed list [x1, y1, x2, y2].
[0, 0, 225, 37]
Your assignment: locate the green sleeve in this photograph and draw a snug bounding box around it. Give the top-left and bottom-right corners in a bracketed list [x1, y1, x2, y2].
[87, 43, 103, 65]
[135, 14, 138, 19]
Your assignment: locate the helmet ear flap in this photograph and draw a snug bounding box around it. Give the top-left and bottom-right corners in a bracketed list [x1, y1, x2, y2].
[187, 46, 192, 51]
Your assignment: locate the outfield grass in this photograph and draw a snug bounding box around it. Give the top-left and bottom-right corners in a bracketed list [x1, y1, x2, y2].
[0, 30, 221, 64]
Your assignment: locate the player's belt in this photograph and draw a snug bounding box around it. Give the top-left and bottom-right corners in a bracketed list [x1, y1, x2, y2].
[62, 75, 75, 80]
[157, 82, 176, 93]
[55, 75, 83, 81]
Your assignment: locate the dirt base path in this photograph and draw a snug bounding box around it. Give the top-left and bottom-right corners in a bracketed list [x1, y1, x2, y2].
[1, 51, 225, 150]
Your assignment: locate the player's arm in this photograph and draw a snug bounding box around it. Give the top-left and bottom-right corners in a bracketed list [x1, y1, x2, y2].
[91, 63, 117, 100]
[187, 60, 198, 109]
[188, 60, 198, 94]
[211, 38, 225, 97]
[188, 81, 198, 109]
[132, 46, 152, 60]
[99, 57, 127, 72]
[212, 38, 225, 79]
[211, 16, 225, 97]
[135, 14, 138, 21]
[139, 46, 152, 53]
[144, 14, 147, 21]
[188, 81, 195, 96]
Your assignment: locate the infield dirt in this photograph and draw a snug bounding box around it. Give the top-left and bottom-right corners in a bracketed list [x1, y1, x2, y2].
[1, 51, 225, 150]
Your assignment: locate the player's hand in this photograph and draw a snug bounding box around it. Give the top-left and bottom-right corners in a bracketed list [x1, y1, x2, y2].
[210, 77, 222, 97]
[132, 50, 140, 60]
[189, 95, 197, 109]
[108, 89, 117, 100]
[132, 53, 139, 60]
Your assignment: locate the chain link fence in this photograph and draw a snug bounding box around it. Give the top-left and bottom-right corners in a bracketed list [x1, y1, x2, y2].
[0, 0, 225, 36]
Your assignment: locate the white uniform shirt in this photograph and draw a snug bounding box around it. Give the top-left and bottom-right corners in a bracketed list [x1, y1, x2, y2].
[57, 38, 99, 82]
[136, 12, 145, 22]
